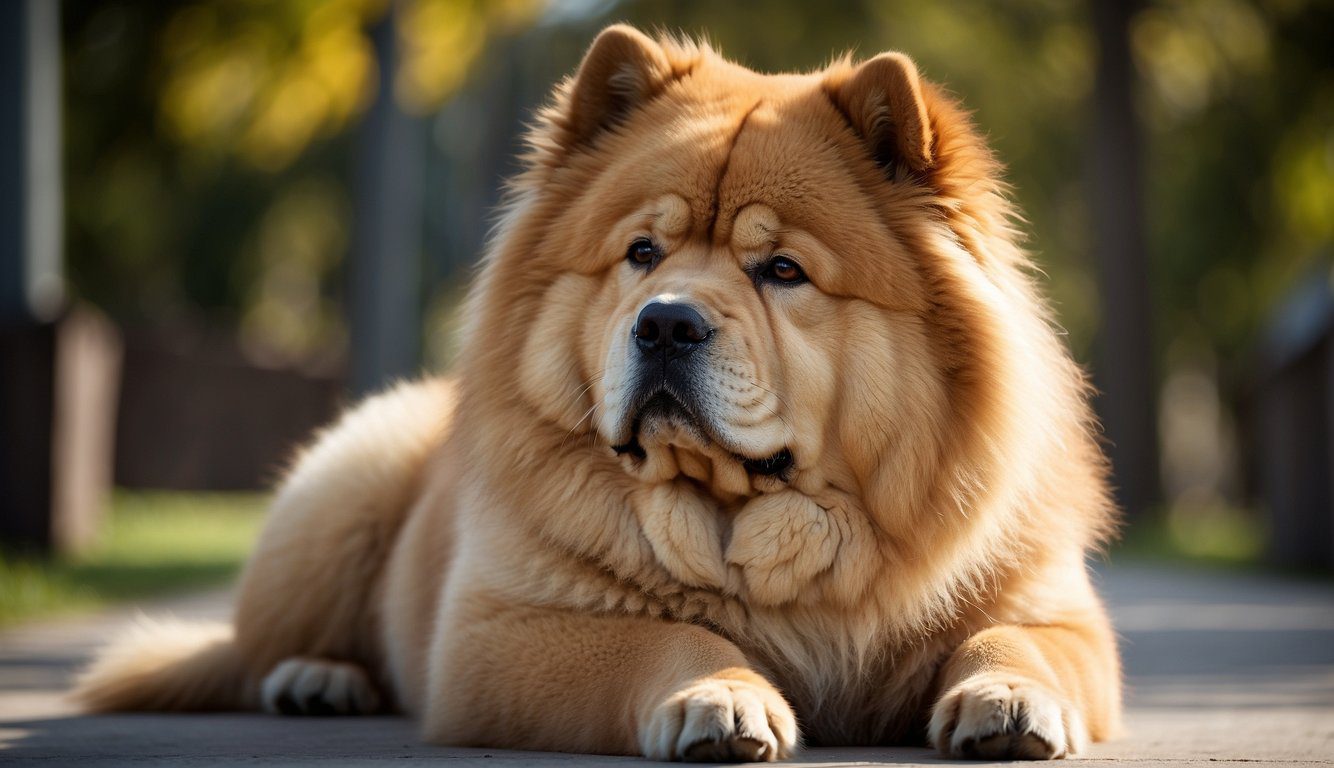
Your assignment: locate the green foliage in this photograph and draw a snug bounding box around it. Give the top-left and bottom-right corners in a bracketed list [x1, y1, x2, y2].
[1138, 0, 1334, 370]
[1115, 503, 1265, 567]
[0, 491, 266, 627]
[60, 0, 536, 366]
[62, 0, 355, 342]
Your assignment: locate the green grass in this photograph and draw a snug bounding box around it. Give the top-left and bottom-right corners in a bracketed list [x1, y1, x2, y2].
[1112, 502, 1265, 569]
[0, 490, 267, 627]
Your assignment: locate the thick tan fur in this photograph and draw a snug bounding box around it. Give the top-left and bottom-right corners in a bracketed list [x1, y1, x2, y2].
[76, 26, 1121, 762]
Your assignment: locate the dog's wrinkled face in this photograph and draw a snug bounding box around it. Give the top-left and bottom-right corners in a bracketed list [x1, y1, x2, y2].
[511, 30, 953, 508]
[598, 195, 804, 485]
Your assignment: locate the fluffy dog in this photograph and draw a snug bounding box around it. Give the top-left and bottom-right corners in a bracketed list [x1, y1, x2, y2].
[77, 26, 1121, 761]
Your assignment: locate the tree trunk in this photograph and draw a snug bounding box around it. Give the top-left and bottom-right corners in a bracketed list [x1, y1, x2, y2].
[1087, 0, 1161, 519]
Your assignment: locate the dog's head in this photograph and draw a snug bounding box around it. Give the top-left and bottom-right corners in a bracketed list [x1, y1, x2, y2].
[463, 27, 1101, 605]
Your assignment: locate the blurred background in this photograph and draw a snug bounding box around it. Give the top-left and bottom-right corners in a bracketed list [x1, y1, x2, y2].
[1, 0, 1331, 625]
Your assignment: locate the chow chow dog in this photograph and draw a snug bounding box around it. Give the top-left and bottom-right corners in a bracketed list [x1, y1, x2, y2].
[77, 25, 1121, 761]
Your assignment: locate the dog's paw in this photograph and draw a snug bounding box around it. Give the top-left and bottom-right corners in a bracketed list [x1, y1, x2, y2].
[640, 674, 798, 762]
[261, 657, 380, 716]
[929, 674, 1087, 760]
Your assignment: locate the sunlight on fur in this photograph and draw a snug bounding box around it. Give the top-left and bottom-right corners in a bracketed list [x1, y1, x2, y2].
[74, 25, 1121, 762]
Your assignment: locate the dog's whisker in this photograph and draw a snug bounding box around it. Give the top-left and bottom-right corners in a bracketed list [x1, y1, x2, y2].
[748, 378, 788, 407]
[566, 370, 606, 414]
[561, 403, 600, 450]
[746, 379, 791, 430]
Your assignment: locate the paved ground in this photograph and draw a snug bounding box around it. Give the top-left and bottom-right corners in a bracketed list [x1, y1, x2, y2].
[1, 562, 1332, 766]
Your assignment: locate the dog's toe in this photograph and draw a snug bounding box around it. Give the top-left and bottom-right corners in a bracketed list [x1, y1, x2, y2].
[261, 657, 380, 716]
[929, 674, 1086, 760]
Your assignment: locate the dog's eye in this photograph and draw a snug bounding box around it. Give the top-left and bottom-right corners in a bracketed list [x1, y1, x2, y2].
[626, 238, 660, 269]
[761, 256, 807, 285]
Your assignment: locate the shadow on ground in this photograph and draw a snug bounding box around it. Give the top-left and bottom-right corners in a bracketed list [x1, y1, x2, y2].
[0, 564, 1332, 766]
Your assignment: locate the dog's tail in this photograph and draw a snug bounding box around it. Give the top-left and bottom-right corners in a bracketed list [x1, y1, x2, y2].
[73, 616, 257, 712]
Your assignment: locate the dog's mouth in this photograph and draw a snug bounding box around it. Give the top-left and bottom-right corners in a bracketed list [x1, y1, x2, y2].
[739, 448, 793, 477]
[610, 391, 693, 460]
[611, 391, 793, 478]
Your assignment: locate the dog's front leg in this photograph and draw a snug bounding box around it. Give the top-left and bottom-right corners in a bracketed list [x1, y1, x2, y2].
[422, 601, 798, 762]
[928, 607, 1121, 760]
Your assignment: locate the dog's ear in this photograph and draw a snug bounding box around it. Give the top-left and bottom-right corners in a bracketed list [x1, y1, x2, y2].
[564, 25, 673, 148]
[825, 52, 934, 173]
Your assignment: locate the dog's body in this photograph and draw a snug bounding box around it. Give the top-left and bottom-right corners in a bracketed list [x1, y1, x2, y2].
[78, 27, 1121, 761]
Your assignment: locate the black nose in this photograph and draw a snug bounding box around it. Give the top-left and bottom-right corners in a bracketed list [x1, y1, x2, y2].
[634, 301, 711, 358]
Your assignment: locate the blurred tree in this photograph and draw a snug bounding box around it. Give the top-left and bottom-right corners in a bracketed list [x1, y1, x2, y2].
[1135, 0, 1333, 365]
[62, 0, 537, 371]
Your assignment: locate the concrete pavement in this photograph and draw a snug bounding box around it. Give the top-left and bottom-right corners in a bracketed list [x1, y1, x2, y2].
[1, 562, 1332, 766]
